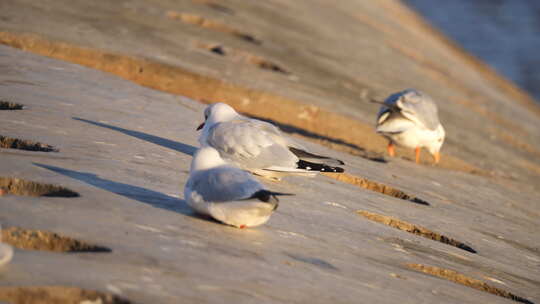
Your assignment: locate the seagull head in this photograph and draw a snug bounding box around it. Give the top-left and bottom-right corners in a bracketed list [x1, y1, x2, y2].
[197, 103, 239, 131]
[190, 146, 227, 172]
[197, 103, 240, 145]
[426, 124, 445, 164]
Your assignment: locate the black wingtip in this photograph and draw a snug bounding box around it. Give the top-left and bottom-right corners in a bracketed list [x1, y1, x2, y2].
[250, 190, 294, 203]
[251, 190, 276, 202]
[332, 166, 345, 173]
[297, 160, 345, 173]
[250, 190, 293, 210]
[289, 147, 345, 166]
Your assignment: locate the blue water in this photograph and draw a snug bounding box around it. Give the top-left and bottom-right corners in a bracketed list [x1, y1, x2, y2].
[404, 0, 540, 103]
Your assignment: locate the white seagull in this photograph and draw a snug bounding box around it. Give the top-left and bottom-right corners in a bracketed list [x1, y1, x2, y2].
[197, 103, 344, 180]
[184, 146, 290, 228]
[375, 89, 445, 164]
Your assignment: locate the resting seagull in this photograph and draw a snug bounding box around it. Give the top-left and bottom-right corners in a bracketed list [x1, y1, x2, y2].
[197, 103, 344, 180]
[184, 146, 290, 228]
[375, 89, 445, 164]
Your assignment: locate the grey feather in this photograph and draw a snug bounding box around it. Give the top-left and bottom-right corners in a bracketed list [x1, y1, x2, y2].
[376, 110, 414, 134]
[187, 166, 264, 203]
[377, 89, 440, 131]
[206, 119, 298, 170]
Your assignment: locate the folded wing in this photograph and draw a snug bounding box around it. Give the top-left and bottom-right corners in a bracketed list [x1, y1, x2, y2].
[189, 167, 263, 203]
[206, 118, 299, 170]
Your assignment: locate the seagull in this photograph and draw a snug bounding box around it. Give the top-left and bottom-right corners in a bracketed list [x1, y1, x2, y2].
[184, 146, 291, 228]
[197, 103, 344, 180]
[374, 89, 445, 164]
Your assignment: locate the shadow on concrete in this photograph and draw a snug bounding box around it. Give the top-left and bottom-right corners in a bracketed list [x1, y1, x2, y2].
[73, 117, 196, 156]
[285, 252, 340, 271]
[34, 163, 195, 216]
[244, 114, 386, 163]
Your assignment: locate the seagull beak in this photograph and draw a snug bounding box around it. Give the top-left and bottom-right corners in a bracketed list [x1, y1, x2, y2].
[433, 152, 441, 164]
[196, 122, 205, 131]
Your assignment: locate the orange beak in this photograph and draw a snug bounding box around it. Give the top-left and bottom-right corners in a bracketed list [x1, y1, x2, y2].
[433, 152, 440, 164]
[196, 122, 205, 131]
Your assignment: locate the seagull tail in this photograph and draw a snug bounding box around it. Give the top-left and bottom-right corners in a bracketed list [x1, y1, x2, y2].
[297, 160, 344, 173]
[288, 147, 345, 166]
[249, 190, 294, 210]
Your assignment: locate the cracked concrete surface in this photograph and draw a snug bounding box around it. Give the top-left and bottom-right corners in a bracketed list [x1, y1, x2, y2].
[0, 43, 538, 303]
[1, 0, 539, 185]
[0, 1, 539, 303]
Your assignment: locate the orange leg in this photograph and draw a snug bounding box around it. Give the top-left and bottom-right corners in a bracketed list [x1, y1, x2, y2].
[387, 142, 395, 157]
[415, 147, 421, 164]
[433, 152, 440, 164]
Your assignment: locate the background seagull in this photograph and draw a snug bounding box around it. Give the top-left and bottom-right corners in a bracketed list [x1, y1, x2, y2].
[184, 146, 291, 228]
[375, 89, 445, 164]
[197, 103, 344, 180]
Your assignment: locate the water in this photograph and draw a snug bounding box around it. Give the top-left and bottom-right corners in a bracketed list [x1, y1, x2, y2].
[404, 0, 540, 102]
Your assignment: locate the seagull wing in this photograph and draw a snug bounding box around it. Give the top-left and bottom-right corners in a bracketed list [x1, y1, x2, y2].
[188, 166, 263, 203]
[395, 90, 440, 130]
[206, 119, 298, 170]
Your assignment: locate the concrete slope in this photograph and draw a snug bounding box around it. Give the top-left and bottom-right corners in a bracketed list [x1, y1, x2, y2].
[0, 44, 539, 303]
[0, 0, 539, 303]
[0, 0, 539, 187]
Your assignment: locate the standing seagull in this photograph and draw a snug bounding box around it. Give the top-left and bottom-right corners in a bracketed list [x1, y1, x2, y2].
[184, 146, 289, 228]
[197, 103, 344, 180]
[375, 89, 445, 164]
